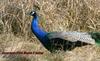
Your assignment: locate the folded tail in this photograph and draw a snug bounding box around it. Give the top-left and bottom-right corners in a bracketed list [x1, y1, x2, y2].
[89, 32, 100, 46]
[47, 31, 100, 46]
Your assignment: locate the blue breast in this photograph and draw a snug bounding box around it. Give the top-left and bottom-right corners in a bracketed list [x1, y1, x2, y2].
[31, 15, 49, 44]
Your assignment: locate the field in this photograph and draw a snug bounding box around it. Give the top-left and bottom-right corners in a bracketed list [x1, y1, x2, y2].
[0, 0, 100, 61]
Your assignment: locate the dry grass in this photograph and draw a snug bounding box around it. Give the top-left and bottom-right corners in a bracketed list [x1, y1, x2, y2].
[0, 0, 100, 61]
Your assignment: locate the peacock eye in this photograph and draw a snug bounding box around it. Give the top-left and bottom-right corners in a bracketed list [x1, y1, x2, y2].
[32, 11, 35, 15]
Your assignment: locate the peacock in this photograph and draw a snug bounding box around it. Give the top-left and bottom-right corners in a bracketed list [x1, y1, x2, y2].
[29, 10, 100, 52]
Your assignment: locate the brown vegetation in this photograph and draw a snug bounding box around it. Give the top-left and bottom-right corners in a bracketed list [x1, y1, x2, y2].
[0, 0, 100, 61]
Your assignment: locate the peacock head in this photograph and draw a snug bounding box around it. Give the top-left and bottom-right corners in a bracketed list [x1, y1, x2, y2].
[29, 10, 37, 17]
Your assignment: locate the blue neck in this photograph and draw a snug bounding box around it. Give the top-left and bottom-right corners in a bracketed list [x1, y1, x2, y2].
[31, 15, 47, 42]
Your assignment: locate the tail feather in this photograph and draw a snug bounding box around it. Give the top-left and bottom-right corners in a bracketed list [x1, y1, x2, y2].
[89, 32, 100, 46]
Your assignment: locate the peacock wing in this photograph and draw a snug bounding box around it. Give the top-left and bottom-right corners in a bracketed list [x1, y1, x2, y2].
[47, 31, 95, 44]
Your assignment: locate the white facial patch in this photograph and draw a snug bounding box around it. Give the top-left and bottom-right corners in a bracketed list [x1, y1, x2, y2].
[32, 11, 35, 15]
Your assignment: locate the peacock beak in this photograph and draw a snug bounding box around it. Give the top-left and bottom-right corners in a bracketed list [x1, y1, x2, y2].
[25, 12, 32, 16]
